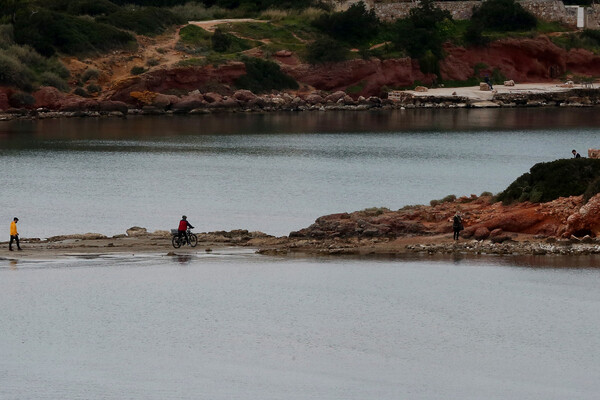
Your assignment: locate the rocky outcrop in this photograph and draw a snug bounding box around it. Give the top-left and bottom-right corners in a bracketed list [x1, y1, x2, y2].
[441, 37, 600, 83]
[107, 63, 247, 103]
[282, 58, 432, 98]
[290, 193, 600, 241]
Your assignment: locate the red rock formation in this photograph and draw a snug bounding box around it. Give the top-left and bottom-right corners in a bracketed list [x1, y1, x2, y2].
[291, 193, 600, 240]
[440, 36, 600, 83]
[282, 58, 433, 98]
[107, 63, 246, 103]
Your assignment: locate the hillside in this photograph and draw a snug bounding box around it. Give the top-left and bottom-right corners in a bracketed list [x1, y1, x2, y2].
[1, 0, 600, 112]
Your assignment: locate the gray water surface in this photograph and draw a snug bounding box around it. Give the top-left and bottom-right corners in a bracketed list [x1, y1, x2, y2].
[1, 255, 599, 399]
[1, 108, 600, 238]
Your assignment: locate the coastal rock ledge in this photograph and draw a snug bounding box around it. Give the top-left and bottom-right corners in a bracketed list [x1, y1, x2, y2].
[267, 193, 600, 257]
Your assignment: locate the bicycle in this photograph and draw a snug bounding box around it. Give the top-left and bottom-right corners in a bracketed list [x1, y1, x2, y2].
[171, 229, 198, 248]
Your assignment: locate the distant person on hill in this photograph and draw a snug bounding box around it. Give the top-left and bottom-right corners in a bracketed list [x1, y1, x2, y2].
[484, 75, 493, 90]
[452, 212, 463, 241]
[572, 149, 581, 158]
[9, 217, 21, 251]
[178, 215, 194, 245]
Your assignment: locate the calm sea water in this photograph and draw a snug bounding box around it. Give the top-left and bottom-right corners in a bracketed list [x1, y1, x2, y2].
[2, 109, 600, 399]
[1, 254, 599, 399]
[1, 108, 600, 238]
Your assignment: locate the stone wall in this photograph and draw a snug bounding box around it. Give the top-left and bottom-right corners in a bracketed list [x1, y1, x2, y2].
[586, 4, 600, 29]
[326, 0, 588, 26]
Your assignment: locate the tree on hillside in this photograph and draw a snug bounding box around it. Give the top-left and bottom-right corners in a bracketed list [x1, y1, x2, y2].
[0, 0, 32, 24]
[312, 1, 379, 46]
[470, 0, 537, 32]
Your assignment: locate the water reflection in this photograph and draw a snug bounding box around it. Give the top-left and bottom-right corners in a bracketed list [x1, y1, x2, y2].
[2, 108, 600, 148]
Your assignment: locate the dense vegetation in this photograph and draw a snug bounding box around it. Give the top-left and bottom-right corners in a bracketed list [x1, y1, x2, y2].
[497, 159, 600, 204]
[235, 57, 298, 93]
[0, 0, 599, 98]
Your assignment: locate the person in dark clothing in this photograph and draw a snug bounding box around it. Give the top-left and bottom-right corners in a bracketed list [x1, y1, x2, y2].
[572, 149, 581, 158]
[484, 75, 493, 90]
[178, 215, 194, 245]
[452, 213, 463, 240]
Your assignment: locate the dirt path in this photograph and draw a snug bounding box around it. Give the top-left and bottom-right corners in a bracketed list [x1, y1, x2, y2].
[188, 18, 267, 32]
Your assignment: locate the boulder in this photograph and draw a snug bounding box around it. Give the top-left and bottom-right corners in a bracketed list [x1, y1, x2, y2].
[152, 93, 179, 109]
[126, 226, 148, 237]
[480, 83, 491, 91]
[97, 101, 129, 114]
[504, 80, 515, 86]
[305, 94, 324, 105]
[275, 50, 292, 57]
[204, 92, 223, 103]
[33, 86, 69, 109]
[233, 89, 256, 103]
[325, 91, 346, 103]
[474, 227, 490, 240]
[172, 99, 206, 113]
[414, 86, 428, 92]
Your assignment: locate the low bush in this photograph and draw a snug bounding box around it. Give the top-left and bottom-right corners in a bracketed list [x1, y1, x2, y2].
[73, 87, 90, 97]
[86, 83, 101, 94]
[0, 24, 13, 48]
[14, 9, 135, 56]
[81, 68, 100, 83]
[497, 158, 600, 204]
[170, 4, 229, 21]
[9, 91, 35, 107]
[40, 71, 69, 92]
[130, 66, 146, 75]
[146, 58, 160, 67]
[97, 7, 183, 36]
[211, 28, 232, 52]
[235, 57, 298, 93]
[0, 51, 33, 91]
[305, 36, 348, 64]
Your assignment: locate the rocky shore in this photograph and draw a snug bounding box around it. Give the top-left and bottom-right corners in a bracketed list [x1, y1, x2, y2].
[1, 84, 600, 122]
[6, 192, 600, 261]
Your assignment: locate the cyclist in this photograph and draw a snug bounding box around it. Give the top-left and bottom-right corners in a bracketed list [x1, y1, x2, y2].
[178, 215, 194, 245]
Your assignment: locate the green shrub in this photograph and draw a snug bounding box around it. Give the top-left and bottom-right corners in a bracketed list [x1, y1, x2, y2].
[442, 194, 457, 203]
[9, 91, 35, 107]
[86, 83, 101, 94]
[0, 51, 33, 90]
[391, 0, 452, 60]
[81, 68, 100, 82]
[0, 24, 13, 48]
[305, 36, 348, 64]
[211, 28, 233, 52]
[97, 7, 183, 36]
[130, 66, 146, 75]
[312, 1, 379, 46]
[497, 158, 600, 204]
[14, 9, 135, 56]
[170, 4, 228, 21]
[40, 71, 69, 91]
[62, 0, 120, 16]
[235, 57, 298, 93]
[146, 58, 160, 67]
[180, 24, 213, 45]
[480, 191, 493, 197]
[73, 86, 90, 97]
[470, 0, 537, 32]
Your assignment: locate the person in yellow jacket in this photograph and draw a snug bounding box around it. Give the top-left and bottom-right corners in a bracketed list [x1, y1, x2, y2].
[9, 217, 21, 251]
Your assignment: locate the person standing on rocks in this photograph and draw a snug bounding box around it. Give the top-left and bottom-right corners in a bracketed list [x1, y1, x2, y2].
[484, 75, 493, 90]
[452, 212, 463, 241]
[9, 217, 22, 251]
[572, 149, 581, 158]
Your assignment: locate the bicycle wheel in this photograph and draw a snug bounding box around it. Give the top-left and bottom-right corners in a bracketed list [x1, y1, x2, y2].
[172, 235, 182, 248]
[188, 233, 198, 248]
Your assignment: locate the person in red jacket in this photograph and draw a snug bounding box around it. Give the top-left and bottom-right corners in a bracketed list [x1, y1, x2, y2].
[178, 215, 194, 245]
